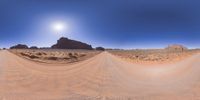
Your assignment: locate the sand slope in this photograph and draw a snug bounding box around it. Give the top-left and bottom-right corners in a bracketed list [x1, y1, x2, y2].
[1, 50, 200, 100]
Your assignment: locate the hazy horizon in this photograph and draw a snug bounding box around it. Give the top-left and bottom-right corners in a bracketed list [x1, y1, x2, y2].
[1, 0, 200, 49]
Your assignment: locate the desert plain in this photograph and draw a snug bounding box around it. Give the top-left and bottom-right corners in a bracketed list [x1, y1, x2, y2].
[0, 47, 200, 100]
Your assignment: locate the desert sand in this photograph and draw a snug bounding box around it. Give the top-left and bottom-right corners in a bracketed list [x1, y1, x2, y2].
[1, 50, 200, 100]
[9, 49, 101, 64]
[109, 49, 199, 65]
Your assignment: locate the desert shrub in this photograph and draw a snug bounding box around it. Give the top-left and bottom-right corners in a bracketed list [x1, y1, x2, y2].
[36, 52, 42, 55]
[47, 57, 58, 60]
[29, 55, 39, 59]
[42, 52, 47, 55]
[70, 55, 77, 59]
[68, 53, 73, 56]
[63, 57, 70, 60]
[20, 52, 29, 57]
[20, 52, 39, 59]
[68, 54, 78, 60]
[79, 54, 86, 57]
[74, 53, 78, 56]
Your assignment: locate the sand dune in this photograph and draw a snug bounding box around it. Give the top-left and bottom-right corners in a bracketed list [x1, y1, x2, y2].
[1, 50, 200, 100]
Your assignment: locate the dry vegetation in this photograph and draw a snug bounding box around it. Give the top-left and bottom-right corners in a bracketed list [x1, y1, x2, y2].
[10, 49, 101, 64]
[109, 49, 200, 64]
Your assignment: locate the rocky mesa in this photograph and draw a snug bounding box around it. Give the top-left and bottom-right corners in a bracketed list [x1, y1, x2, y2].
[10, 44, 29, 49]
[51, 37, 93, 50]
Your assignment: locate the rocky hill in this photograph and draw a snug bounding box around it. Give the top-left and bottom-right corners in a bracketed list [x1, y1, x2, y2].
[10, 44, 29, 49]
[96, 47, 105, 51]
[165, 44, 188, 51]
[51, 37, 93, 50]
[30, 46, 38, 49]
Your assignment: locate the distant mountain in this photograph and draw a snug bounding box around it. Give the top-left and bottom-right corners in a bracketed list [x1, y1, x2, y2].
[51, 37, 93, 50]
[10, 44, 29, 49]
[95, 47, 105, 51]
[165, 44, 187, 51]
[30, 46, 38, 49]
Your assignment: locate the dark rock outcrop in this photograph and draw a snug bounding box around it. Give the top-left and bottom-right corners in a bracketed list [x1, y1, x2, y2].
[165, 44, 188, 52]
[96, 47, 105, 51]
[40, 47, 51, 49]
[30, 46, 38, 49]
[51, 37, 93, 50]
[10, 44, 29, 49]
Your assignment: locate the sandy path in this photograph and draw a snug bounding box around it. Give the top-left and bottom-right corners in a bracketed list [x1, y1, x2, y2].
[1, 50, 200, 100]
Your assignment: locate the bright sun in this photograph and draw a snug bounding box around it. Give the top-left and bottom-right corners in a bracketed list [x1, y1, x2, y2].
[52, 22, 66, 33]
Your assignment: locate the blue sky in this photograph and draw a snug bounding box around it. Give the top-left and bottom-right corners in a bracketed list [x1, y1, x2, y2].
[0, 0, 200, 49]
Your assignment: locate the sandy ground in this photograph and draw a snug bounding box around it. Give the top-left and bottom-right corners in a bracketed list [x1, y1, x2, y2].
[1, 50, 200, 100]
[109, 49, 199, 65]
[9, 49, 101, 64]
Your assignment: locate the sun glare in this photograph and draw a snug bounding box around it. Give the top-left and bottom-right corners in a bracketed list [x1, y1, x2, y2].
[52, 22, 66, 33]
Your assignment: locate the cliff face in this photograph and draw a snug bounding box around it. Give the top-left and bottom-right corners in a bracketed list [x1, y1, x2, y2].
[51, 37, 93, 50]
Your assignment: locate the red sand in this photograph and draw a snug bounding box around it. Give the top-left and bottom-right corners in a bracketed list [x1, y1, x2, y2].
[1, 50, 200, 100]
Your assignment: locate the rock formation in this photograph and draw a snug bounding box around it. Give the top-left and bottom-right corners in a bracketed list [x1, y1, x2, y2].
[96, 47, 105, 51]
[10, 44, 29, 49]
[165, 44, 188, 51]
[51, 37, 93, 50]
[30, 46, 38, 49]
